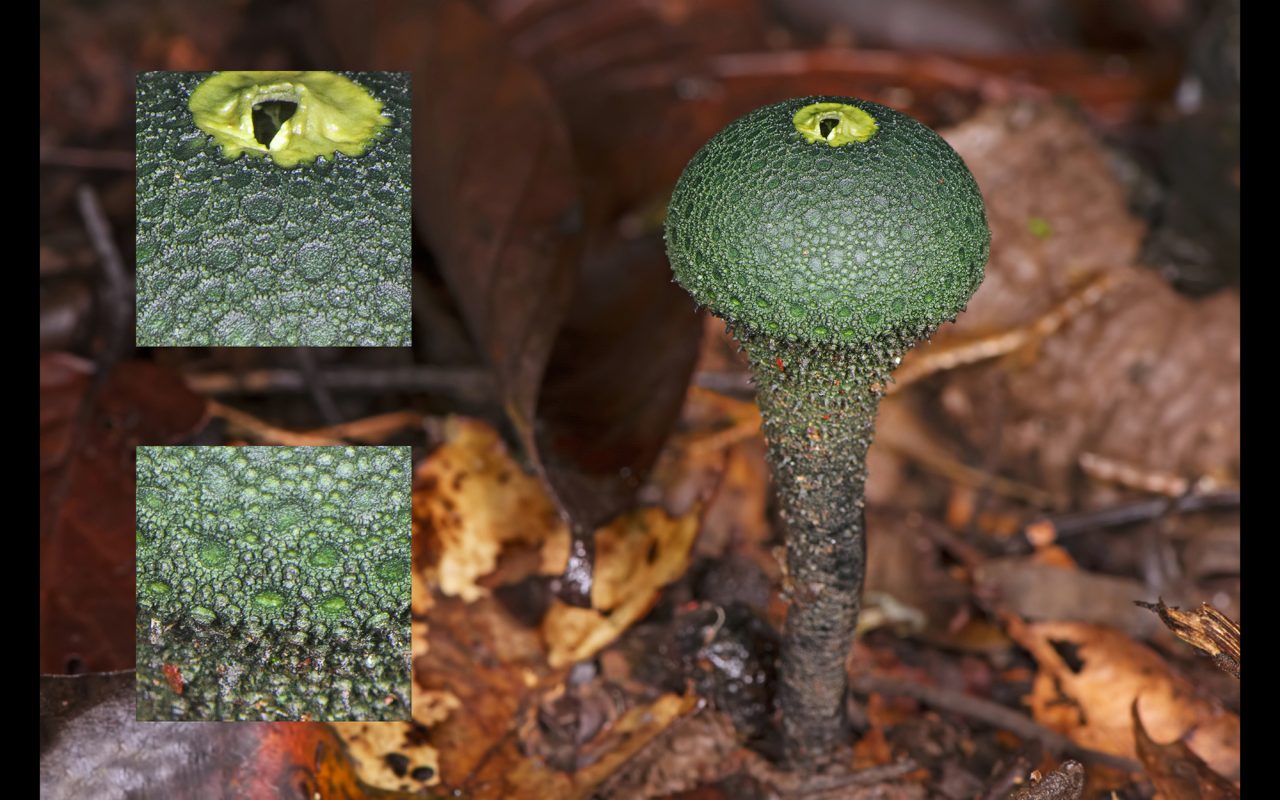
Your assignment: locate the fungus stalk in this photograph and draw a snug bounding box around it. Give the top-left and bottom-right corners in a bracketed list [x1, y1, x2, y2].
[746, 335, 893, 763]
[665, 97, 989, 767]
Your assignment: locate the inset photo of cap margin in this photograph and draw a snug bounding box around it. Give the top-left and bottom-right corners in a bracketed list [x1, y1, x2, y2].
[135, 446, 412, 721]
[134, 72, 411, 346]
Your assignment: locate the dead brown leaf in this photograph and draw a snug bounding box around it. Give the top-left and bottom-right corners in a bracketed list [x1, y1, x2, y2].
[322, 1, 703, 567]
[405, 590, 699, 799]
[1011, 620, 1239, 781]
[1131, 699, 1239, 799]
[976, 559, 1160, 640]
[533, 228, 703, 541]
[414, 593, 557, 796]
[40, 355, 209, 673]
[405, 0, 583, 452]
[413, 417, 566, 602]
[414, 415, 702, 666]
[331, 721, 442, 795]
[861, 511, 977, 649]
[929, 102, 1238, 507]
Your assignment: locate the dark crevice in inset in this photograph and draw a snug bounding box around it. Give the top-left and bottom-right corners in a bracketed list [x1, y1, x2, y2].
[251, 101, 298, 146]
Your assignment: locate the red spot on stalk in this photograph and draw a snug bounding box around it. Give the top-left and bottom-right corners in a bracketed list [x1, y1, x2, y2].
[163, 663, 184, 695]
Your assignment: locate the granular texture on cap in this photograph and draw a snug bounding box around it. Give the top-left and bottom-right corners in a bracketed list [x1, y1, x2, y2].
[665, 96, 989, 350]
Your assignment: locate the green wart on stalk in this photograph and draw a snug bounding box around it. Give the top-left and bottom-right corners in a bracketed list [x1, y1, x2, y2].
[664, 97, 989, 766]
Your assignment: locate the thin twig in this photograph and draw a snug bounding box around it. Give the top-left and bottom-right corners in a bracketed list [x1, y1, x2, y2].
[1079, 451, 1237, 497]
[881, 433, 1054, 506]
[208, 401, 429, 447]
[683, 385, 1053, 505]
[182, 365, 493, 399]
[292, 348, 342, 426]
[891, 271, 1126, 391]
[304, 411, 430, 444]
[849, 674, 1141, 774]
[1024, 490, 1240, 541]
[695, 272, 1123, 401]
[915, 515, 989, 570]
[693, 370, 755, 397]
[74, 184, 131, 369]
[739, 748, 920, 798]
[208, 400, 345, 446]
[983, 753, 1035, 800]
[42, 145, 135, 171]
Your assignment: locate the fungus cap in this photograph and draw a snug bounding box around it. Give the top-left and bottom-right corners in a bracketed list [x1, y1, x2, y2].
[665, 96, 990, 348]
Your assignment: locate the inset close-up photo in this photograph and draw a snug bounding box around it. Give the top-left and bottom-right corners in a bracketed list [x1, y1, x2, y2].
[134, 446, 412, 721]
[134, 71, 411, 347]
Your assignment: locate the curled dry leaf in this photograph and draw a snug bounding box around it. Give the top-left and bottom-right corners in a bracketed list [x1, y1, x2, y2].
[413, 416, 567, 602]
[594, 709, 744, 798]
[413, 416, 701, 666]
[1136, 600, 1240, 679]
[406, 591, 697, 800]
[321, 1, 703, 583]
[402, 414, 710, 796]
[1010, 620, 1239, 781]
[414, 593, 558, 796]
[518, 692, 701, 799]
[542, 506, 701, 668]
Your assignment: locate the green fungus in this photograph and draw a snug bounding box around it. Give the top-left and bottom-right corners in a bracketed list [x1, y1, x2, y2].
[664, 96, 989, 766]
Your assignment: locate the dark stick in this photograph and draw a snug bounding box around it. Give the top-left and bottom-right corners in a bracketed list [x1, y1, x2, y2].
[849, 674, 1141, 773]
[74, 185, 131, 370]
[983, 753, 1035, 800]
[292, 348, 343, 426]
[740, 748, 919, 797]
[183, 365, 494, 401]
[1026, 490, 1240, 540]
[42, 146, 135, 171]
